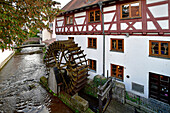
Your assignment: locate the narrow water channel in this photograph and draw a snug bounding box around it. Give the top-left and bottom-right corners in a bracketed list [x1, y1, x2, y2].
[0, 47, 73, 113]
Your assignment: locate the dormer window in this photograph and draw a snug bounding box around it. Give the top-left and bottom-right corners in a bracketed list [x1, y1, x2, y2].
[89, 9, 101, 22]
[121, 1, 141, 19]
[66, 15, 73, 25]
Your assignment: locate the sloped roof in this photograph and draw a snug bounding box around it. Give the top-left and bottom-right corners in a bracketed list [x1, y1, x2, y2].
[62, 0, 112, 12]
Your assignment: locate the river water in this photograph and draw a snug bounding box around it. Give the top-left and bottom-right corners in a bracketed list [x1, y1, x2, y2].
[0, 47, 73, 113]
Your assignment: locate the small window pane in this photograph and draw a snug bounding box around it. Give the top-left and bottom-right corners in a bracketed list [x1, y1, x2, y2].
[89, 59, 96, 71]
[112, 65, 116, 71]
[89, 39, 92, 47]
[151, 42, 159, 55]
[49, 23, 53, 28]
[66, 16, 69, 24]
[90, 12, 94, 22]
[93, 60, 96, 70]
[89, 60, 92, 69]
[112, 40, 116, 50]
[70, 16, 73, 24]
[112, 65, 117, 77]
[118, 40, 123, 50]
[93, 39, 96, 48]
[118, 74, 123, 78]
[131, 3, 140, 17]
[161, 43, 168, 55]
[122, 5, 129, 18]
[95, 11, 100, 21]
[160, 76, 169, 82]
[118, 66, 123, 73]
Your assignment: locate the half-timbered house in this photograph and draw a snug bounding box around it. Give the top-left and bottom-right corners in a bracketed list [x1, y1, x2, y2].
[55, 0, 170, 105]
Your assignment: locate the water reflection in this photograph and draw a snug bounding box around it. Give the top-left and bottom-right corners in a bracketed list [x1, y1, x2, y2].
[0, 47, 73, 113]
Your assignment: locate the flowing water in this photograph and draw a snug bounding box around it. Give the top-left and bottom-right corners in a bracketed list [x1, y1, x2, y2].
[0, 47, 73, 113]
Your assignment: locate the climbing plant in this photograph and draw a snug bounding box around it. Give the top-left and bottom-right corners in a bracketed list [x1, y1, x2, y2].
[0, 0, 61, 51]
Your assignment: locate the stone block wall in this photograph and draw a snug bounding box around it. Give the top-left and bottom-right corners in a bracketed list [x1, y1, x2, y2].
[112, 82, 125, 104]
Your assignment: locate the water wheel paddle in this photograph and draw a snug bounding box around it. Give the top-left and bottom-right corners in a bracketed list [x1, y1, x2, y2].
[44, 40, 89, 95]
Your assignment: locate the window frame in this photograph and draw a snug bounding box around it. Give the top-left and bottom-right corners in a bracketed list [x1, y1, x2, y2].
[110, 38, 124, 52]
[120, 1, 142, 19]
[65, 15, 74, 25]
[111, 64, 124, 81]
[88, 37, 97, 49]
[149, 72, 170, 104]
[88, 9, 101, 23]
[149, 40, 170, 59]
[88, 59, 97, 71]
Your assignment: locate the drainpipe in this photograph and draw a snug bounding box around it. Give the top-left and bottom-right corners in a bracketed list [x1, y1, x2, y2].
[98, 2, 105, 77]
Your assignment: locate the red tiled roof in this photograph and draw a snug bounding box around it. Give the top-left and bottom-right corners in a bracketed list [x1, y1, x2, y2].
[62, 0, 111, 12]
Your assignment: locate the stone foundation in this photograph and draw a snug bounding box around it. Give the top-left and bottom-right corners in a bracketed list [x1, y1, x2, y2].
[72, 94, 89, 112]
[112, 82, 125, 104]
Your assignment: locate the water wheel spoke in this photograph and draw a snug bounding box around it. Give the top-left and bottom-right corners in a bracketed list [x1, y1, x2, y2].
[58, 51, 64, 66]
[44, 40, 88, 95]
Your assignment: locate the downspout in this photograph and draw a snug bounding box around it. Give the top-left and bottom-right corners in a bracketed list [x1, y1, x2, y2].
[98, 2, 105, 77]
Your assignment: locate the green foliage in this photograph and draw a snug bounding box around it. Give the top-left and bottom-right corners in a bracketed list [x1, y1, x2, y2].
[28, 28, 40, 38]
[15, 48, 22, 53]
[83, 81, 98, 98]
[42, 46, 47, 53]
[83, 75, 107, 98]
[126, 92, 139, 103]
[40, 76, 48, 87]
[0, 0, 61, 51]
[93, 75, 107, 87]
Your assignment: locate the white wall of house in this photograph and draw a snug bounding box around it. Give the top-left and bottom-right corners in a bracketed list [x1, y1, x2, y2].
[42, 29, 52, 41]
[56, 35, 170, 98]
[52, 20, 57, 39]
[55, 0, 170, 99]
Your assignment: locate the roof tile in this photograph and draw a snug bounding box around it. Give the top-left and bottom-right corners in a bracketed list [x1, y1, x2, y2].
[62, 0, 110, 12]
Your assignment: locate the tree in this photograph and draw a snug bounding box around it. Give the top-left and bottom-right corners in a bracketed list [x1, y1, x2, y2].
[0, 0, 61, 51]
[28, 27, 40, 38]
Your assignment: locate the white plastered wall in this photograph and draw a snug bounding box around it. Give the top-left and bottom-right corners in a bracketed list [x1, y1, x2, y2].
[0, 49, 13, 64]
[147, 0, 169, 30]
[146, 0, 168, 4]
[56, 34, 170, 98]
[105, 35, 170, 98]
[42, 29, 52, 41]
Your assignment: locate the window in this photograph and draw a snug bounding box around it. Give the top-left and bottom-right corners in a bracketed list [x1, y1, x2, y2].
[68, 37, 74, 40]
[88, 59, 96, 71]
[88, 38, 97, 49]
[49, 23, 53, 31]
[149, 41, 170, 58]
[121, 1, 141, 19]
[111, 64, 124, 81]
[66, 15, 73, 25]
[110, 39, 124, 52]
[49, 23, 53, 28]
[89, 10, 101, 22]
[149, 72, 170, 104]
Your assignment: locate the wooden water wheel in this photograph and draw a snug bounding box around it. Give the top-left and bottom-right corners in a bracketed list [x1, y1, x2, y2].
[44, 40, 89, 95]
